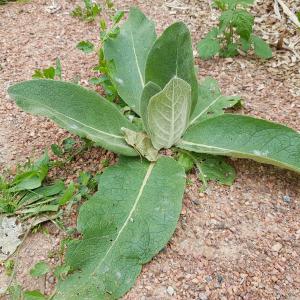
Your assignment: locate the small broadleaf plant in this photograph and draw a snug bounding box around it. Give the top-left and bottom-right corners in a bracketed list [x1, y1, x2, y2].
[71, 0, 102, 22]
[76, 4, 125, 101]
[8, 7, 300, 299]
[197, 0, 272, 59]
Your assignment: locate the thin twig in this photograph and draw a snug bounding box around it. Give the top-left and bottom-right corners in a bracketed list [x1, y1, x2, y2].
[276, 0, 300, 28]
[274, 0, 281, 19]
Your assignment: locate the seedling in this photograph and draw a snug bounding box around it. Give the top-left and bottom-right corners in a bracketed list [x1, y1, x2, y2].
[4, 259, 15, 276]
[0, 137, 93, 223]
[0, 153, 68, 223]
[76, 3, 124, 101]
[71, 0, 102, 22]
[8, 7, 300, 299]
[197, 0, 272, 59]
[32, 58, 62, 80]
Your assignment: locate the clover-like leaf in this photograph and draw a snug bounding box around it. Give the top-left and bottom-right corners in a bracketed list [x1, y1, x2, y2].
[178, 114, 300, 173]
[8, 80, 137, 156]
[104, 7, 156, 114]
[55, 156, 185, 299]
[147, 77, 191, 150]
[190, 77, 241, 126]
[145, 22, 198, 112]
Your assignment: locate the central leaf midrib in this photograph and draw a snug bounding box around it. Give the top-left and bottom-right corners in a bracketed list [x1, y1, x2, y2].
[179, 139, 299, 171]
[20, 98, 124, 140]
[130, 31, 145, 89]
[93, 162, 155, 274]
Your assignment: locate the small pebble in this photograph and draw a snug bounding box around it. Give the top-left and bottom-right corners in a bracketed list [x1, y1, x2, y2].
[198, 292, 208, 300]
[282, 195, 291, 203]
[272, 243, 283, 252]
[166, 286, 175, 296]
[217, 274, 224, 284]
[48, 276, 55, 284]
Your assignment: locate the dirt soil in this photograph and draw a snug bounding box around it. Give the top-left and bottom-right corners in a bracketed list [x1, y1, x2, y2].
[0, 0, 300, 299]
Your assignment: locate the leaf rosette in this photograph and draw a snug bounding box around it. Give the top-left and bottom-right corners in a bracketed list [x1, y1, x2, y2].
[7, 6, 300, 300]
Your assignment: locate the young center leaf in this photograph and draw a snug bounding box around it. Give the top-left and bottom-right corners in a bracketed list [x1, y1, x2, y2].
[8, 80, 137, 156]
[190, 77, 241, 126]
[147, 77, 191, 150]
[178, 114, 300, 173]
[55, 156, 185, 299]
[140, 81, 161, 133]
[145, 22, 198, 112]
[104, 7, 156, 114]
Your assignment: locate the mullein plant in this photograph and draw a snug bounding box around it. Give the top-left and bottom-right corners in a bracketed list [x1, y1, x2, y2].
[8, 7, 300, 299]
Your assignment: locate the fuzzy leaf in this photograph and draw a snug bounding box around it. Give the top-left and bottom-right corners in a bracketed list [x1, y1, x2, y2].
[147, 77, 191, 150]
[145, 22, 198, 112]
[8, 80, 137, 156]
[178, 114, 300, 173]
[121, 128, 158, 161]
[104, 7, 156, 114]
[190, 77, 241, 126]
[55, 157, 185, 299]
[140, 81, 161, 133]
[251, 35, 272, 59]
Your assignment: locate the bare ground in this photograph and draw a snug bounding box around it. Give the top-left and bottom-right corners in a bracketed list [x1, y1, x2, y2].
[0, 0, 299, 299]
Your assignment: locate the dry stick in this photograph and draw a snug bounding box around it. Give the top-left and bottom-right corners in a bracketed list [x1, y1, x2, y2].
[273, 0, 281, 19]
[276, 0, 300, 28]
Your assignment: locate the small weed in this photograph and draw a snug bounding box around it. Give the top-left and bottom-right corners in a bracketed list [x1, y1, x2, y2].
[32, 58, 62, 80]
[71, 0, 102, 22]
[4, 259, 15, 276]
[76, 2, 124, 102]
[197, 0, 272, 59]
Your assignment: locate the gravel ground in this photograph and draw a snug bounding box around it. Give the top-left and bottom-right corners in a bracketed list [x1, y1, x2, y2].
[0, 0, 299, 299]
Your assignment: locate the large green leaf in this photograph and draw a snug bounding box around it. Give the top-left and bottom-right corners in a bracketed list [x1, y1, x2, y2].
[55, 156, 185, 299]
[147, 77, 191, 150]
[189, 77, 241, 126]
[178, 114, 300, 173]
[145, 22, 198, 112]
[8, 80, 137, 156]
[104, 7, 156, 114]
